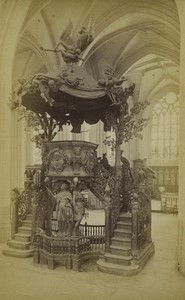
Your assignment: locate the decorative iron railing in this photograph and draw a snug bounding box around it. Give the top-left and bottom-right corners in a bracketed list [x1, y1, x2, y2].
[37, 234, 91, 255]
[110, 189, 121, 235]
[36, 232, 104, 255]
[161, 192, 178, 213]
[11, 183, 34, 237]
[131, 160, 154, 255]
[51, 218, 105, 251]
[131, 191, 152, 255]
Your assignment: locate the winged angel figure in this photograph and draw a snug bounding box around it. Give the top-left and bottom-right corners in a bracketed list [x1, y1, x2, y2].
[41, 20, 94, 65]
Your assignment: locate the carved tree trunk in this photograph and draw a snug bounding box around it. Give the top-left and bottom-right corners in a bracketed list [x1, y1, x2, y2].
[40, 143, 48, 186]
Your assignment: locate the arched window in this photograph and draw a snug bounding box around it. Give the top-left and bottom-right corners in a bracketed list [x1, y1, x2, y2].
[151, 92, 179, 163]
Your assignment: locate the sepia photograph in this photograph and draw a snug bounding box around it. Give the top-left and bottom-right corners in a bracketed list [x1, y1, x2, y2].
[0, 0, 185, 299]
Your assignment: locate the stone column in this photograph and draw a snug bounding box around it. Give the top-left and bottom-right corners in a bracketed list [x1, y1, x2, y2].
[0, 1, 32, 242]
[176, 0, 185, 275]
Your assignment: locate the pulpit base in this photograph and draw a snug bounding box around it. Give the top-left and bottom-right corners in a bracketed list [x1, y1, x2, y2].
[33, 234, 93, 271]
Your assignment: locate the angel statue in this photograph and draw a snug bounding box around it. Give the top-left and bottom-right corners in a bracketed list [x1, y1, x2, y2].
[40, 20, 94, 66]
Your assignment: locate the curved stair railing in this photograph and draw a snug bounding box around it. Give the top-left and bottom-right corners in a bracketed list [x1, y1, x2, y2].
[10, 170, 36, 238]
[131, 191, 152, 256]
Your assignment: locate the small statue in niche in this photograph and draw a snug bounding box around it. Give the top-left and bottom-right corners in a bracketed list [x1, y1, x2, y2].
[71, 146, 83, 173]
[56, 182, 73, 237]
[84, 149, 97, 174]
[49, 149, 66, 174]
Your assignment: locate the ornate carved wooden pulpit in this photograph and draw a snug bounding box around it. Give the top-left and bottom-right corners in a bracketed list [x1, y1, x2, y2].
[8, 22, 154, 274]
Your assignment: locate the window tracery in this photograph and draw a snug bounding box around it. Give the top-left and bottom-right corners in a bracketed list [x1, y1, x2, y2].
[151, 93, 179, 163]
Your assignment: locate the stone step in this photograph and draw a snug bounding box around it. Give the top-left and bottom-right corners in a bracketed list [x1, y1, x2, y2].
[105, 253, 132, 266]
[2, 246, 34, 258]
[116, 222, 132, 230]
[113, 228, 131, 239]
[22, 220, 32, 228]
[111, 236, 131, 247]
[14, 233, 31, 242]
[97, 259, 140, 276]
[18, 226, 32, 235]
[119, 212, 132, 218]
[117, 214, 132, 224]
[26, 214, 32, 221]
[7, 239, 31, 250]
[110, 245, 131, 256]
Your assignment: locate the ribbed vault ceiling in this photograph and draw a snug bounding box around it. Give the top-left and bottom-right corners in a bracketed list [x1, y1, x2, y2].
[13, 0, 180, 105]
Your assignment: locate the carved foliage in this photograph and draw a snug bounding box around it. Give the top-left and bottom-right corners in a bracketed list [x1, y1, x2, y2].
[130, 159, 154, 250]
[88, 162, 115, 203]
[12, 183, 35, 226]
[136, 192, 151, 248]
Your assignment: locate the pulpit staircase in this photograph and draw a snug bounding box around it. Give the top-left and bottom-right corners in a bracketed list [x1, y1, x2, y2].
[3, 214, 34, 258]
[97, 211, 140, 276]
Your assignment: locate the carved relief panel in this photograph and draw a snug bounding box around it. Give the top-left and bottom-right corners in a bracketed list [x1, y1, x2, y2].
[45, 141, 98, 178]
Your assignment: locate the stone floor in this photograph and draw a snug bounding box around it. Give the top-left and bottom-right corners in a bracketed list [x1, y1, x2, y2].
[0, 213, 185, 300]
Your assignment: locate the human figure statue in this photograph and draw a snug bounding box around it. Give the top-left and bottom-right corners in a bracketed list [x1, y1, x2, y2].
[56, 182, 73, 237]
[31, 77, 55, 106]
[70, 177, 85, 236]
[40, 21, 94, 66]
[36, 177, 55, 237]
[72, 190, 85, 236]
[98, 66, 125, 91]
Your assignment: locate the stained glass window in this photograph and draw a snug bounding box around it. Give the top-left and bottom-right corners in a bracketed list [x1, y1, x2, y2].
[151, 93, 179, 162]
